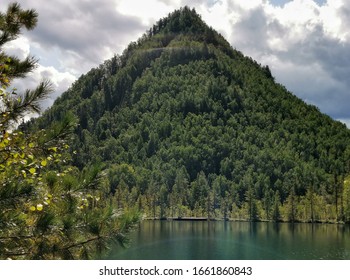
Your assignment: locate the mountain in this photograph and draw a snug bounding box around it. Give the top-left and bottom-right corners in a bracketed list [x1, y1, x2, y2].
[29, 7, 350, 223]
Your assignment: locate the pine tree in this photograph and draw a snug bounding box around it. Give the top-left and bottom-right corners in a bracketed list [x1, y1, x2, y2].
[285, 186, 297, 222]
[342, 176, 350, 223]
[245, 186, 258, 221]
[272, 191, 281, 222]
[0, 3, 139, 260]
[0, 3, 49, 130]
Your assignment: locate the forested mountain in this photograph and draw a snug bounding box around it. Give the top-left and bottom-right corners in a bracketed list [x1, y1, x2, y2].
[28, 7, 350, 223]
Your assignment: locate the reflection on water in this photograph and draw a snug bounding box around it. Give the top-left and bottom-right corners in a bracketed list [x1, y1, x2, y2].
[105, 221, 350, 260]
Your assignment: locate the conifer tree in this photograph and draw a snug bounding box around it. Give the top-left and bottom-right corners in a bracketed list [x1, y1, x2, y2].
[272, 191, 281, 222]
[0, 2, 138, 260]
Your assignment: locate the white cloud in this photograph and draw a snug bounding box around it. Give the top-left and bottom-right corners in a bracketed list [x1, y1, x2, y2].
[2, 36, 31, 60]
[116, 0, 176, 25]
[186, 0, 234, 41]
[337, 118, 350, 129]
[11, 65, 76, 110]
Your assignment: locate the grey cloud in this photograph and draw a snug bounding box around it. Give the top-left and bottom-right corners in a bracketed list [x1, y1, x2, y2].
[303, 83, 349, 120]
[231, 7, 270, 53]
[274, 27, 350, 119]
[338, 5, 350, 39]
[224, 3, 350, 122]
[228, 6, 286, 57]
[19, 0, 145, 68]
[312, 37, 350, 84]
[278, 25, 350, 80]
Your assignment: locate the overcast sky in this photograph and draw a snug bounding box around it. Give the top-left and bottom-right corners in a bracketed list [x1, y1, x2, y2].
[1, 0, 349, 127]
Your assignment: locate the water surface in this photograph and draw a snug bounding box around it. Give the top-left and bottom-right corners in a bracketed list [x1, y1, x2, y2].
[106, 220, 350, 260]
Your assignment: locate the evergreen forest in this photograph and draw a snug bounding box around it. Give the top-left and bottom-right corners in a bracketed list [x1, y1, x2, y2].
[17, 6, 350, 228]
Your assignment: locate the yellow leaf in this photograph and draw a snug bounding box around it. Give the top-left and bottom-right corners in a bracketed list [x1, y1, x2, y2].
[49, 147, 57, 152]
[41, 160, 47, 167]
[36, 204, 43, 211]
[29, 143, 34, 148]
[29, 168, 36, 174]
[29, 206, 36, 212]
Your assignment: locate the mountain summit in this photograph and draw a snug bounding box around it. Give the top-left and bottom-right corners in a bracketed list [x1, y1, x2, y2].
[31, 7, 350, 222]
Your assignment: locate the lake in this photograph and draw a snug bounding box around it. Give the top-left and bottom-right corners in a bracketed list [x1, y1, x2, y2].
[106, 220, 350, 260]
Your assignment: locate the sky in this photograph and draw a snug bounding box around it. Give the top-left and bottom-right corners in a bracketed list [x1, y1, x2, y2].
[1, 0, 349, 127]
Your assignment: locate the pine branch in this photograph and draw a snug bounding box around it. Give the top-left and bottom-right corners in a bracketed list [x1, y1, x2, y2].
[1, 79, 53, 129]
[2, 55, 38, 82]
[17, 79, 53, 114]
[63, 236, 101, 251]
[0, 3, 38, 46]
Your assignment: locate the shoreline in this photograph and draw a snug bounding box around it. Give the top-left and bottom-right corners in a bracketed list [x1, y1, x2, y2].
[142, 216, 347, 224]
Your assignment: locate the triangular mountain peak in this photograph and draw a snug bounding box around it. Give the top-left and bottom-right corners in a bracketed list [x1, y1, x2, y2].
[150, 6, 208, 35]
[130, 6, 235, 61]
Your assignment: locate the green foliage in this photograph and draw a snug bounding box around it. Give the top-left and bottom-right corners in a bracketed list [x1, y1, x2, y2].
[25, 7, 350, 223]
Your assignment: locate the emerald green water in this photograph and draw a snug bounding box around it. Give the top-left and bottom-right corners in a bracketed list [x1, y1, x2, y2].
[107, 220, 350, 260]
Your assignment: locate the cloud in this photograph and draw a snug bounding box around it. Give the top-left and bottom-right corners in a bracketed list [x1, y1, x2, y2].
[337, 118, 350, 128]
[21, 0, 146, 74]
[2, 36, 31, 60]
[11, 65, 76, 110]
[204, 0, 350, 124]
[117, 0, 177, 25]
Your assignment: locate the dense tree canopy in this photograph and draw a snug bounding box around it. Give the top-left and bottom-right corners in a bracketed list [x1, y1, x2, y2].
[28, 7, 350, 223]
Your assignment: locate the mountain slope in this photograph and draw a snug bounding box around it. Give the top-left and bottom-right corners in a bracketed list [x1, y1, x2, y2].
[30, 7, 350, 222]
